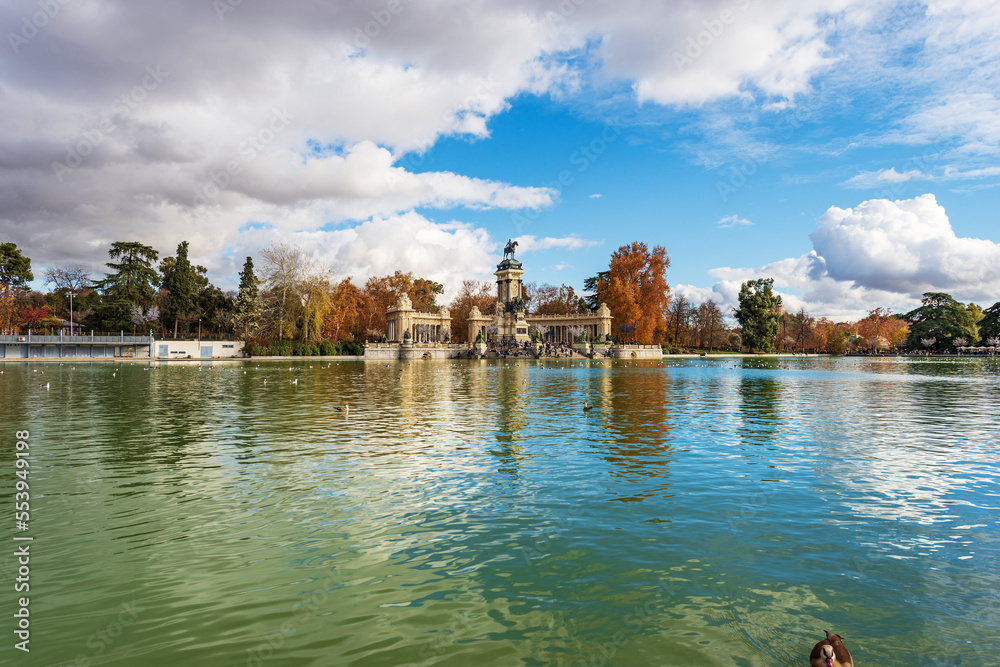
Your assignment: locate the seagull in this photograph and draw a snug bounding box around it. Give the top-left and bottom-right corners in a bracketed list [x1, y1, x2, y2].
[334, 405, 350, 413]
[809, 631, 853, 667]
[42, 382, 50, 389]
[291, 378, 298, 384]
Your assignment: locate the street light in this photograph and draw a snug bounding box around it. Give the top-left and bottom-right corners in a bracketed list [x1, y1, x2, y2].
[69, 292, 74, 336]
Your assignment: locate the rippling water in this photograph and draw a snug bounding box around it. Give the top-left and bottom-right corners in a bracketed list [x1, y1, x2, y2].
[2, 356, 998, 666]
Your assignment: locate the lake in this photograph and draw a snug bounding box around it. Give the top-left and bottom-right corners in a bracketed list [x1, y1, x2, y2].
[2, 356, 998, 666]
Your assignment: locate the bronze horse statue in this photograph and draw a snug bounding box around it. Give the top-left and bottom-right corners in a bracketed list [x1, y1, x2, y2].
[503, 239, 518, 260]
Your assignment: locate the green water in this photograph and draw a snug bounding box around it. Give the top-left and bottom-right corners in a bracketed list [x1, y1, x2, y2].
[1, 357, 998, 666]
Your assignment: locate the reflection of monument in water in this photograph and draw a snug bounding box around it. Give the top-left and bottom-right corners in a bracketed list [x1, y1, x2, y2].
[369, 240, 615, 359]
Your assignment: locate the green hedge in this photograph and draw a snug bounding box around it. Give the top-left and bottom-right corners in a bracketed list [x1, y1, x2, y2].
[247, 339, 366, 357]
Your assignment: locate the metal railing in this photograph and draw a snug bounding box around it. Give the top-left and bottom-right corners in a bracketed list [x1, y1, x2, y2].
[0, 331, 153, 345]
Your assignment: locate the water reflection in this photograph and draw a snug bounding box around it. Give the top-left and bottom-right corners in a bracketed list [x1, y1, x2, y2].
[5, 357, 1000, 666]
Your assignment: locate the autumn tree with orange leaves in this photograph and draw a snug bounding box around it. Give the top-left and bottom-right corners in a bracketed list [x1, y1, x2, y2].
[597, 242, 670, 344]
[854, 307, 909, 350]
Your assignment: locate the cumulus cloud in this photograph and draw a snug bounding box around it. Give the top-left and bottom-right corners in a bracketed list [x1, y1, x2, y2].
[230, 212, 497, 302]
[717, 214, 753, 228]
[2, 0, 998, 297]
[699, 194, 1000, 320]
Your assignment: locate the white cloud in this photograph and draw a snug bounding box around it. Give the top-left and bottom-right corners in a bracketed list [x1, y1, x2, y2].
[588, 193, 603, 198]
[513, 234, 602, 252]
[700, 194, 1000, 320]
[230, 211, 497, 302]
[717, 214, 753, 228]
[841, 167, 926, 189]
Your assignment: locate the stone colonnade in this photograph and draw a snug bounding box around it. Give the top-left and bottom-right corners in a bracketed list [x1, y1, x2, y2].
[385, 293, 452, 343]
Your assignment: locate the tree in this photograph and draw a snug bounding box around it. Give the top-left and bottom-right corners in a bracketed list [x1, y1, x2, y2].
[787, 308, 812, 352]
[979, 301, 1000, 343]
[410, 277, 443, 313]
[198, 283, 234, 336]
[43, 264, 90, 293]
[296, 272, 331, 343]
[93, 241, 160, 330]
[323, 278, 360, 341]
[904, 292, 978, 352]
[0, 242, 33, 333]
[43, 264, 92, 332]
[598, 242, 670, 345]
[259, 242, 307, 340]
[694, 299, 727, 350]
[160, 241, 199, 337]
[823, 324, 849, 355]
[234, 256, 261, 341]
[667, 294, 692, 346]
[583, 270, 609, 311]
[448, 279, 495, 343]
[734, 278, 782, 352]
[530, 283, 578, 315]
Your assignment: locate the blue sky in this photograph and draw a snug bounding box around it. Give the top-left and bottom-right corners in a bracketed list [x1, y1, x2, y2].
[3, 0, 999, 319]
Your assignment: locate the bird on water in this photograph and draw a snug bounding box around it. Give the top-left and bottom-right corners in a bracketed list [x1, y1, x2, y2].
[583, 402, 593, 411]
[809, 630, 853, 667]
[334, 405, 350, 413]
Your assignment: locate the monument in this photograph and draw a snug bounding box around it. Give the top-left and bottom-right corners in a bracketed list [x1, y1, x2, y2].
[368, 242, 616, 359]
[495, 239, 530, 344]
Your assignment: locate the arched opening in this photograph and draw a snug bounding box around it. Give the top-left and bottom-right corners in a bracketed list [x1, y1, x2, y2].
[421, 352, 432, 360]
[629, 352, 637, 358]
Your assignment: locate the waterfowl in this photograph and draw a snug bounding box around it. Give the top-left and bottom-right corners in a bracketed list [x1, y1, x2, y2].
[809, 630, 853, 667]
[334, 405, 350, 413]
[583, 402, 593, 411]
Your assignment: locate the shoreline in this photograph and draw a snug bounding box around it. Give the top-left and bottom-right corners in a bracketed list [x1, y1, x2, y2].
[1, 352, 994, 364]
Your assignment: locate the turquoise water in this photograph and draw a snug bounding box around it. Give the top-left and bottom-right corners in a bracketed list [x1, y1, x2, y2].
[1, 356, 998, 665]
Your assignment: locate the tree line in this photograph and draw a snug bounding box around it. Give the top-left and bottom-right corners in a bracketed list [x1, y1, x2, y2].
[4, 239, 997, 355]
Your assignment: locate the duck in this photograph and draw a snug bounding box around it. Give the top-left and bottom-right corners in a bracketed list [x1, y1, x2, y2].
[809, 630, 853, 667]
[583, 402, 593, 412]
[334, 405, 350, 413]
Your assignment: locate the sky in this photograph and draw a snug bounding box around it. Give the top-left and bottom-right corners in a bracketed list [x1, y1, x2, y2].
[2, 0, 999, 321]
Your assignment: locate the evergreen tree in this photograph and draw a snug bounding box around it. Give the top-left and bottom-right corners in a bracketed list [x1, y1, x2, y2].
[160, 241, 198, 337]
[734, 278, 782, 352]
[93, 242, 159, 330]
[583, 270, 609, 311]
[235, 256, 260, 340]
[904, 292, 979, 351]
[980, 301, 1000, 344]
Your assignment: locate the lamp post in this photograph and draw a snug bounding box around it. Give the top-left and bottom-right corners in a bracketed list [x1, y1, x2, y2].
[198, 318, 202, 355]
[69, 292, 74, 336]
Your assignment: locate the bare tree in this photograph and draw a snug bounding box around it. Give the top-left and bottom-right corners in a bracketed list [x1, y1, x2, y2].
[258, 242, 311, 340]
[43, 264, 91, 292]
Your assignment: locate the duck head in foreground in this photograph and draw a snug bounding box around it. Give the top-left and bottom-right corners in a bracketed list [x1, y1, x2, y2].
[809, 630, 853, 667]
